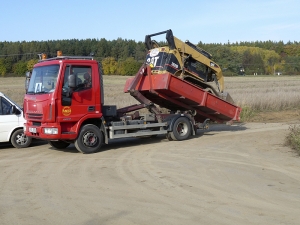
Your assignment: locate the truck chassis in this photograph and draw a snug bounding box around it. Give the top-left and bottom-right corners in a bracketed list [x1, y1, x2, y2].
[68, 64, 241, 153]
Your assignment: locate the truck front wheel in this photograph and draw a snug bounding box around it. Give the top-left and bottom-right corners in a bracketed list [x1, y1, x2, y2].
[75, 124, 103, 154]
[11, 129, 32, 148]
[170, 117, 191, 141]
[49, 140, 70, 149]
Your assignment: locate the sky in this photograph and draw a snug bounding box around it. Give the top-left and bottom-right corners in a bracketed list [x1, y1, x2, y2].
[0, 0, 299, 44]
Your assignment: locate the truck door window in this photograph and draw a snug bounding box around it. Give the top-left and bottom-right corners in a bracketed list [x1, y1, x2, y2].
[63, 66, 92, 93]
[83, 68, 92, 88]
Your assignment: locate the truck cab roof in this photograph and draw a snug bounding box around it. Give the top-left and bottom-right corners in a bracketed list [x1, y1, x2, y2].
[37, 56, 95, 63]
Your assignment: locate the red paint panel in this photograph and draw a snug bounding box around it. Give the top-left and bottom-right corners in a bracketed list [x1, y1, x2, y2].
[124, 73, 241, 123]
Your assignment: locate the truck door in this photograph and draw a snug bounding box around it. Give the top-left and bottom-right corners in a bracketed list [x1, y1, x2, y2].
[58, 65, 96, 130]
[0, 97, 20, 142]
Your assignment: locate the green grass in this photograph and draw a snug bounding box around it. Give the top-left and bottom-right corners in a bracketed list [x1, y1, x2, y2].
[239, 106, 257, 122]
[285, 125, 300, 156]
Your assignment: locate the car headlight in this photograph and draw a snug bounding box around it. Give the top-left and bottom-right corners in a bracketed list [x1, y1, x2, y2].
[43, 128, 58, 134]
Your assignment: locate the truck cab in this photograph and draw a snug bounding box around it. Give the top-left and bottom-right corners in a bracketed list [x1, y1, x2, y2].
[23, 53, 105, 152]
[0, 92, 32, 148]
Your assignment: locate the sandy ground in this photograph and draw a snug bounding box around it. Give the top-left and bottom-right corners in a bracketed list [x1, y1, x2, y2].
[0, 122, 300, 225]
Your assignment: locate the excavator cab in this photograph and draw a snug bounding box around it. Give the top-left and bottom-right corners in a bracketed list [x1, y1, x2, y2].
[145, 47, 180, 75]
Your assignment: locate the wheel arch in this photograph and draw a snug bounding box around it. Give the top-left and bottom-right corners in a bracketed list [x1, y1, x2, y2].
[164, 114, 195, 135]
[77, 117, 107, 144]
[8, 127, 23, 142]
[75, 123, 103, 154]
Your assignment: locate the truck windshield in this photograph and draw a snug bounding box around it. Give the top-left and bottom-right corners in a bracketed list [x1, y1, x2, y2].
[27, 65, 60, 94]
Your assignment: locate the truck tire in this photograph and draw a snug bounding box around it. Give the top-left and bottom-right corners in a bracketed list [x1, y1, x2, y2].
[75, 124, 103, 154]
[11, 129, 32, 148]
[166, 133, 173, 141]
[170, 117, 191, 141]
[49, 140, 70, 149]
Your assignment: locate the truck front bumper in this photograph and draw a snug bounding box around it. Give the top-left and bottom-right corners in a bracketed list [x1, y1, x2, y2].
[24, 122, 77, 140]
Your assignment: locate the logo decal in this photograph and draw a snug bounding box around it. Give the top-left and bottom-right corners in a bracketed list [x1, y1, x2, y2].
[62, 106, 71, 116]
[146, 56, 159, 68]
[171, 62, 178, 69]
[149, 48, 159, 57]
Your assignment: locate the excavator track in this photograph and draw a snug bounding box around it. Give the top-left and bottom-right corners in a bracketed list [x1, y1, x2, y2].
[180, 74, 220, 96]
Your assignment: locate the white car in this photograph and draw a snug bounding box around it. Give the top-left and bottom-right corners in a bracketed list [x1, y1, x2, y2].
[0, 92, 32, 148]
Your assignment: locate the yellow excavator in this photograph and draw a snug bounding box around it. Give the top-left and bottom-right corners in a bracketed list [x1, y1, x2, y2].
[144, 29, 233, 103]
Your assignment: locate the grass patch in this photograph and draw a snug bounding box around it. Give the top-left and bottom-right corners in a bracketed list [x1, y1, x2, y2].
[226, 76, 300, 112]
[285, 125, 300, 155]
[239, 106, 256, 122]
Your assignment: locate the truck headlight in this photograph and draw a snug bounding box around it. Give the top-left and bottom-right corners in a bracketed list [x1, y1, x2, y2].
[43, 128, 58, 134]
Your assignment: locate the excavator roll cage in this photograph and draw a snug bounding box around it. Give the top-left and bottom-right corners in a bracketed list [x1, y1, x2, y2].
[145, 29, 211, 59]
[145, 30, 176, 50]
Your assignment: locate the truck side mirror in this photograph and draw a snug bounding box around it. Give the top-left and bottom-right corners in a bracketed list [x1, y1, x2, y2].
[25, 78, 30, 94]
[68, 74, 76, 88]
[66, 74, 76, 97]
[26, 71, 31, 78]
[25, 71, 31, 94]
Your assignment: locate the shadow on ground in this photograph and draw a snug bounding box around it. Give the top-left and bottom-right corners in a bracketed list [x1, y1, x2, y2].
[0, 139, 48, 150]
[0, 123, 247, 153]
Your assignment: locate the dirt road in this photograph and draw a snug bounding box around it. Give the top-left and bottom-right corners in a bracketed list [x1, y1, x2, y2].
[0, 122, 299, 225]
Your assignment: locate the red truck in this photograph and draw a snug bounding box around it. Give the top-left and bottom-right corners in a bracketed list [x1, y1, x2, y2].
[23, 31, 241, 154]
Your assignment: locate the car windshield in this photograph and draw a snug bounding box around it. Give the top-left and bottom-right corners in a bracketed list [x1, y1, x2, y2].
[27, 65, 60, 94]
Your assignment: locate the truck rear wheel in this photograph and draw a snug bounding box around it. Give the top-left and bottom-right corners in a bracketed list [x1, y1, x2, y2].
[166, 133, 173, 141]
[75, 124, 103, 154]
[11, 129, 32, 148]
[170, 117, 191, 141]
[49, 140, 70, 149]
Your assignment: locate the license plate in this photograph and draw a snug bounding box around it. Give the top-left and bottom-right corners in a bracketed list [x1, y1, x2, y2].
[29, 127, 37, 133]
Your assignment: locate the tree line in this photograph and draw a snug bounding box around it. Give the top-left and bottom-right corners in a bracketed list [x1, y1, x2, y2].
[0, 38, 299, 76]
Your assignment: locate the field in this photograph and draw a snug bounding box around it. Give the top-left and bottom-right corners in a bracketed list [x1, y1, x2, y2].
[1, 75, 300, 122]
[227, 76, 300, 110]
[1, 75, 300, 225]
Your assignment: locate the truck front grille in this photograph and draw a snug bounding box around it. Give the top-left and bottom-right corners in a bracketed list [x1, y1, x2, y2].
[33, 122, 41, 126]
[27, 113, 43, 121]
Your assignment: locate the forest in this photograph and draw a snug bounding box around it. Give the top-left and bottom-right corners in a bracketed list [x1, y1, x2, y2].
[0, 38, 299, 76]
